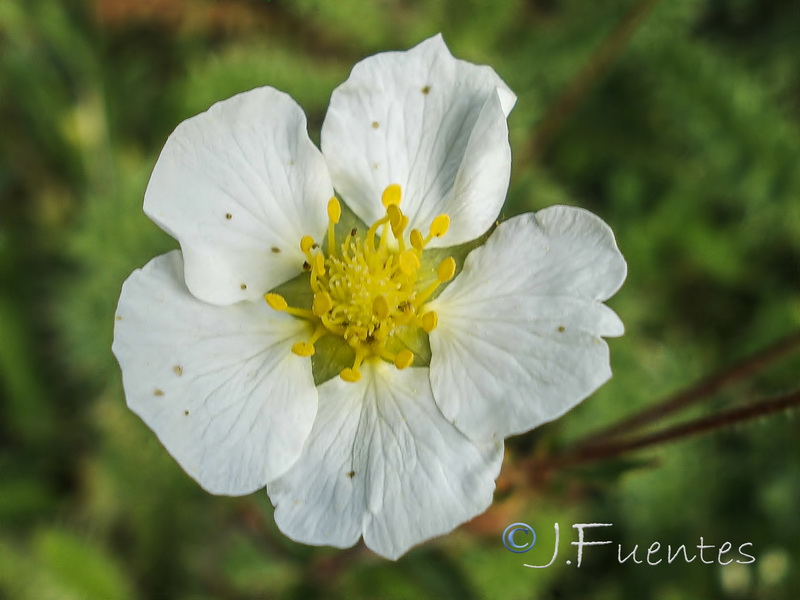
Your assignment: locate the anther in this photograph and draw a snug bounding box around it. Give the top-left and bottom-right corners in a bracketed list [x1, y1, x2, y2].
[429, 214, 450, 238]
[340, 368, 361, 382]
[313, 253, 325, 276]
[398, 250, 420, 275]
[266, 293, 316, 320]
[327, 197, 341, 224]
[300, 236, 315, 254]
[410, 229, 424, 251]
[386, 203, 402, 229]
[265, 294, 288, 311]
[381, 183, 402, 207]
[394, 350, 414, 370]
[437, 257, 456, 282]
[421, 311, 438, 333]
[340, 348, 368, 383]
[313, 291, 333, 316]
[327, 198, 341, 255]
[291, 341, 315, 357]
[413, 257, 457, 308]
[392, 214, 409, 240]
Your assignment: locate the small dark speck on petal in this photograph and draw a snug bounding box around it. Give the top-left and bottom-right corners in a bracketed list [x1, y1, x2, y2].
[240, 283, 247, 290]
[184, 409, 189, 416]
[271, 246, 281, 253]
[173, 365, 183, 376]
[371, 121, 379, 129]
[347, 470, 356, 478]
[557, 326, 565, 332]
[225, 213, 233, 220]
[154, 388, 165, 396]
[115, 315, 122, 321]
[421, 85, 431, 94]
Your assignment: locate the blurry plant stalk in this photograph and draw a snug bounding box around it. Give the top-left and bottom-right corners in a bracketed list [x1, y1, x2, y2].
[517, 331, 800, 491]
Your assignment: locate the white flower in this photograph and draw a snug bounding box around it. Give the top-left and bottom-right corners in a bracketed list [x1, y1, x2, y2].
[113, 35, 626, 560]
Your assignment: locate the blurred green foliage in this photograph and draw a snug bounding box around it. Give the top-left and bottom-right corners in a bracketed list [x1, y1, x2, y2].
[1, 0, 798, 598]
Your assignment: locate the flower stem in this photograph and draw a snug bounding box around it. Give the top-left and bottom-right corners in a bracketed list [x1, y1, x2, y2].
[575, 330, 800, 450]
[548, 390, 800, 469]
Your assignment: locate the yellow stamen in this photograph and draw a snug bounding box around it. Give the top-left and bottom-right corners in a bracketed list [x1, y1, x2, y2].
[292, 341, 315, 357]
[340, 368, 361, 382]
[381, 183, 402, 207]
[421, 311, 438, 333]
[437, 256, 456, 282]
[392, 214, 409, 242]
[313, 291, 333, 316]
[414, 257, 455, 308]
[265, 293, 287, 311]
[429, 214, 450, 238]
[300, 235, 315, 254]
[410, 229, 424, 251]
[340, 348, 368, 382]
[327, 197, 341, 223]
[291, 325, 328, 357]
[398, 250, 420, 275]
[275, 184, 460, 382]
[313, 253, 325, 276]
[327, 197, 341, 255]
[265, 293, 316, 319]
[386, 203, 402, 230]
[394, 349, 414, 369]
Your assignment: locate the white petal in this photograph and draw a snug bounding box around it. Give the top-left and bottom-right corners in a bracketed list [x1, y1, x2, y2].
[144, 87, 332, 306]
[428, 206, 627, 442]
[321, 34, 515, 246]
[268, 362, 502, 559]
[112, 251, 317, 495]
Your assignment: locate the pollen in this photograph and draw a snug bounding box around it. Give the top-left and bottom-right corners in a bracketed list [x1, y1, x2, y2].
[265, 184, 456, 382]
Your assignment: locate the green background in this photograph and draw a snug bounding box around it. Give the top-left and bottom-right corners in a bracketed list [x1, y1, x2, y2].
[1, 0, 798, 598]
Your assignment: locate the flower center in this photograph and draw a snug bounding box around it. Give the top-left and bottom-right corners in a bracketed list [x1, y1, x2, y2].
[265, 184, 454, 383]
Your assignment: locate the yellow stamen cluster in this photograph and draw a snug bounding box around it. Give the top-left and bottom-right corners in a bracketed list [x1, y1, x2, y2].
[265, 184, 455, 383]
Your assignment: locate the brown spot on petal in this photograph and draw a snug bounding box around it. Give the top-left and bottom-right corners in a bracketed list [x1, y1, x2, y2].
[557, 326, 565, 333]
[225, 213, 232, 220]
[421, 85, 431, 95]
[184, 409, 189, 416]
[347, 470, 356, 479]
[154, 388, 164, 396]
[271, 247, 281, 253]
[371, 121, 379, 129]
[173, 365, 183, 376]
[240, 283, 247, 290]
